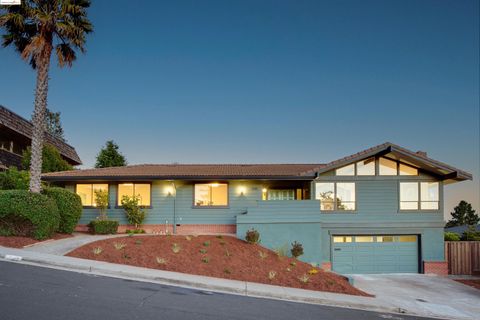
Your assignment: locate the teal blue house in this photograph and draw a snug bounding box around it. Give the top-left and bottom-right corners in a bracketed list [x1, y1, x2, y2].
[43, 142, 471, 275]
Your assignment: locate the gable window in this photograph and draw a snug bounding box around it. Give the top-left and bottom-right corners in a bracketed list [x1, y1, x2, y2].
[315, 182, 356, 211]
[76, 184, 108, 207]
[117, 183, 151, 206]
[399, 163, 418, 176]
[267, 189, 295, 200]
[356, 157, 375, 175]
[194, 183, 228, 207]
[335, 164, 355, 176]
[400, 182, 439, 210]
[379, 157, 398, 175]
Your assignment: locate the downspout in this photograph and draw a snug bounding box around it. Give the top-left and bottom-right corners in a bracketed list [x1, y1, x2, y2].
[172, 181, 177, 234]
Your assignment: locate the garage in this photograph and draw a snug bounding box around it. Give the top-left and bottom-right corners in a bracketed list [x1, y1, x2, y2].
[332, 235, 419, 274]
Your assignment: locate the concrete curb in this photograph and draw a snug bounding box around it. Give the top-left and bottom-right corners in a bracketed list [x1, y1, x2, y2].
[0, 246, 452, 319]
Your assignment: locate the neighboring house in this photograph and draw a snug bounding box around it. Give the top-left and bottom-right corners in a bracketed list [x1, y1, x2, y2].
[0, 105, 82, 170]
[445, 225, 480, 235]
[42, 142, 471, 275]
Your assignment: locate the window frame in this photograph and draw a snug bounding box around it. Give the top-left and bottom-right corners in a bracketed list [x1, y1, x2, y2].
[399, 181, 440, 212]
[192, 182, 229, 208]
[316, 182, 356, 212]
[74, 183, 110, 208]
[116, 182, 152, 208]
[266, 189, 296, 201]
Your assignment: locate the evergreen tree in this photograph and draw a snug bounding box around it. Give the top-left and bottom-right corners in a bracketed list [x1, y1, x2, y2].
[45, 108, 65, 141]
[445, 201, 478, 227]
[95, 140, 127, 168]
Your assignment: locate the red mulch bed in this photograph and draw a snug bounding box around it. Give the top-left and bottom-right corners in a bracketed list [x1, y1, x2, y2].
[0, 233, 72, 248]
[67, 235, 370, 296]
[455, 279, 480, 290]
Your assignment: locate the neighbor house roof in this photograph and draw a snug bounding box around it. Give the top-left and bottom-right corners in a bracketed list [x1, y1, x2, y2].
[0, 105, 82, 165]
[42, 163, 325, 181]
[445, 225, 480, 234]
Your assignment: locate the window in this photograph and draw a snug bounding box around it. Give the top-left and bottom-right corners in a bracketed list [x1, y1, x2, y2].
[315, 182, 355, 211]
[400, 182, 418, 210]
[356, 158, 375, 175]
[400, 182, 439, 210]
[398, 235, 417, 242]
[267, 189, 295, 200]
[376, 236, 394, 242]
[194, 183, 228, 207]
[399, 163, 418, 176]
[355, 236, 374, 242]
[420, 182, 439, 209]
[333, 236, 352, 243]
[117, 183, 151, 206]
[76, 184, 108, 207]
[379, 157, 397, 175]
[336, 164, 355, 176]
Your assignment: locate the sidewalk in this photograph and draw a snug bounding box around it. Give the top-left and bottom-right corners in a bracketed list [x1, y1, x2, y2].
[1, 245, 478, 320]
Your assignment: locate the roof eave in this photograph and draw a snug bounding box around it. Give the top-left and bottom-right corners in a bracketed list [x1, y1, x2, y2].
[42, 175, 317, 182]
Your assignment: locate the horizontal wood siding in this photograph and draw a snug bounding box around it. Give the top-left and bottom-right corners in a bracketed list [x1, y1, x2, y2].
[445, 241, 480, 275]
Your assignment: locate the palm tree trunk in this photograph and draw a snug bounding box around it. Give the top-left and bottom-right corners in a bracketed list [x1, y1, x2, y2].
[29, 45, 52, 193]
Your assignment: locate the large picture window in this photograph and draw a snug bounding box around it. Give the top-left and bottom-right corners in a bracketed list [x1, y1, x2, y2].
[315, 182, 356, 211]
[117, 183, 151, 206]
[400, 182, 439, 210]
[194, 183, 228, 207]
[76, 184, 108, 207]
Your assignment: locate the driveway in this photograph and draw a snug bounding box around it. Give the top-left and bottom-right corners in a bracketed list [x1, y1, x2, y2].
[350, 274, 480, 320]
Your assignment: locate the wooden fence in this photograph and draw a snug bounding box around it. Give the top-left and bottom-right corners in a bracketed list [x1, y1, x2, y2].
[445, 241, 480, 275]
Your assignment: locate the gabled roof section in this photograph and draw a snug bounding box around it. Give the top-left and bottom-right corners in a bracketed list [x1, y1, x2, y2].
[304, 142, 472, 183]
[42, 163, 325, 181]
[0, 105, 82, 165]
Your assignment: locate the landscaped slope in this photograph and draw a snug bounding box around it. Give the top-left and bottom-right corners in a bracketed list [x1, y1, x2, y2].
[66, 235, 369, 296]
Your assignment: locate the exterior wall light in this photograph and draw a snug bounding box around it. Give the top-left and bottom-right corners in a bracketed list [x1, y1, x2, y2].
[238, 186, 246, 196]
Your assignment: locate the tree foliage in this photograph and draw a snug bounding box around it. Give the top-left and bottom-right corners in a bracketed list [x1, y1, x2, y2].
[22, 144, 73, 173]
[0, 167, 29, 190]
[45, 108, 65, 141]
[94, 189, 109, 220]
[121, 195, 146, 229]
[445, 201, 479, 228]
[95, 140, 127, 168]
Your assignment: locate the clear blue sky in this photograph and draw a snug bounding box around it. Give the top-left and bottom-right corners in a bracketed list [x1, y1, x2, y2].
[1, 0, 479, 218]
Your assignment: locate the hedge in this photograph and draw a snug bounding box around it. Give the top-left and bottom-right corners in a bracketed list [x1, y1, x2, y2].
[42, 187, 82, 234]
[0, 190, 60, 240]
[88, 220, 119, 235]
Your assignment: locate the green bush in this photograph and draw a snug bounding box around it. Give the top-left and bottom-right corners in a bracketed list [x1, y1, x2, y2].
[126, 229, 145, 234]
[0, 190, 60, 239]
[0, 168, 29, 190]
[290, 241, 304, 258]
[444, 232, 460, 241]
[121, 195, 146, 229]
[245, 228, 260, 244]
[461, 226, 480, 241]
[88, 220, 119, 234]
[42, 187, 82, 234]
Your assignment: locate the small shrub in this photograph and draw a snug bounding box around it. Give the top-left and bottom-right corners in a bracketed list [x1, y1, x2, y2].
[290, 261, 297, 267]
[172, 243, 181, 253]
[135, 239, 143, 245]
[444, 232, 460, 241]
[201, 257, 210, 263]
[298, 274, 310, 283]
[216, 235, 223, 239]
[290, 241, 304, 258]
[0, 190, 60, 240]
[113, 242, 127, 250]
[156, 257, 167, 265]
[185, 235, 192, 241]
[224, 268, 231, 274]
[42, 187, 82, 234]
[199, 248, 208, 254]
[462, 226, 480, 241]
[274, 243, 289, 257]
[126, 229, 146, 234]
[88, 220, 119, 234]
[93, 189, 109, 220]
[203, 240, 210, 247]
[308, 268, 319, 275]
[219, 240, 226, 246]
[121, 195, 146, 229]
[225, 248, 232, 257]
[92, 247, 103, 255]
[268, 271, 277, 280]
[123, 253, 131, 259]
[258, 251, 268, 259]
[286, 267, 292, 272]
[245, 228, 260, 244]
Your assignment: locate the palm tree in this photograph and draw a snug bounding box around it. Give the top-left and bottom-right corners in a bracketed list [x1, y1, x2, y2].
[0, 0, 92, 192]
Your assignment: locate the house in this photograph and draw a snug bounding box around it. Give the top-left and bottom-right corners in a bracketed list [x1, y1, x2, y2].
[0, 105, 82, 170]
[42, 142, 472, 275]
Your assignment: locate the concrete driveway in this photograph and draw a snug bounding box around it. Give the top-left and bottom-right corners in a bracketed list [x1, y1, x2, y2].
[350, 274, 480, 320]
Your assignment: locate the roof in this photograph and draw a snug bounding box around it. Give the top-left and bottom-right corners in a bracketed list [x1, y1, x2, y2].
[0, 105, 82, 165]
[42, 163, 325, 181]
[445, 225, 480, 234]
[303, 142, 472, 183]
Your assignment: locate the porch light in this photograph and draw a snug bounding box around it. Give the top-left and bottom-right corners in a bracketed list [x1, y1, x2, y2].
[238, 186, 246, 196]
[165, 186, 174, 196]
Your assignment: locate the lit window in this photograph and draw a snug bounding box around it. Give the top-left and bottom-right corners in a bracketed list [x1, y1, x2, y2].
[315, 182, 355, 211]
[356, 158, 375, 175]
[336, 164, 355, 176]
[399, 163, 418, 176]
[400, 182, 418, 210]
[420, 182, 439, 210]
[118, 183, 151, 206]
[267, 189, 295, 200]
[76, 184, 108, 207]
[376, 236, 394, 242]
[398, 235, 417, 242]
[379, 157, 397, 175]
[194, 183, 228, 207]
[333, 236, 352, 243]
[355, 236, 374, 243]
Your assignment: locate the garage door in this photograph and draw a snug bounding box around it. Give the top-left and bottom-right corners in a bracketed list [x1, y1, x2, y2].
[332, 235, 419, 274]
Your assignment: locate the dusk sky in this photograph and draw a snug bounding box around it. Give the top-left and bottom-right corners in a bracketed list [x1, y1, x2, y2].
[0, 0, 478, 219]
